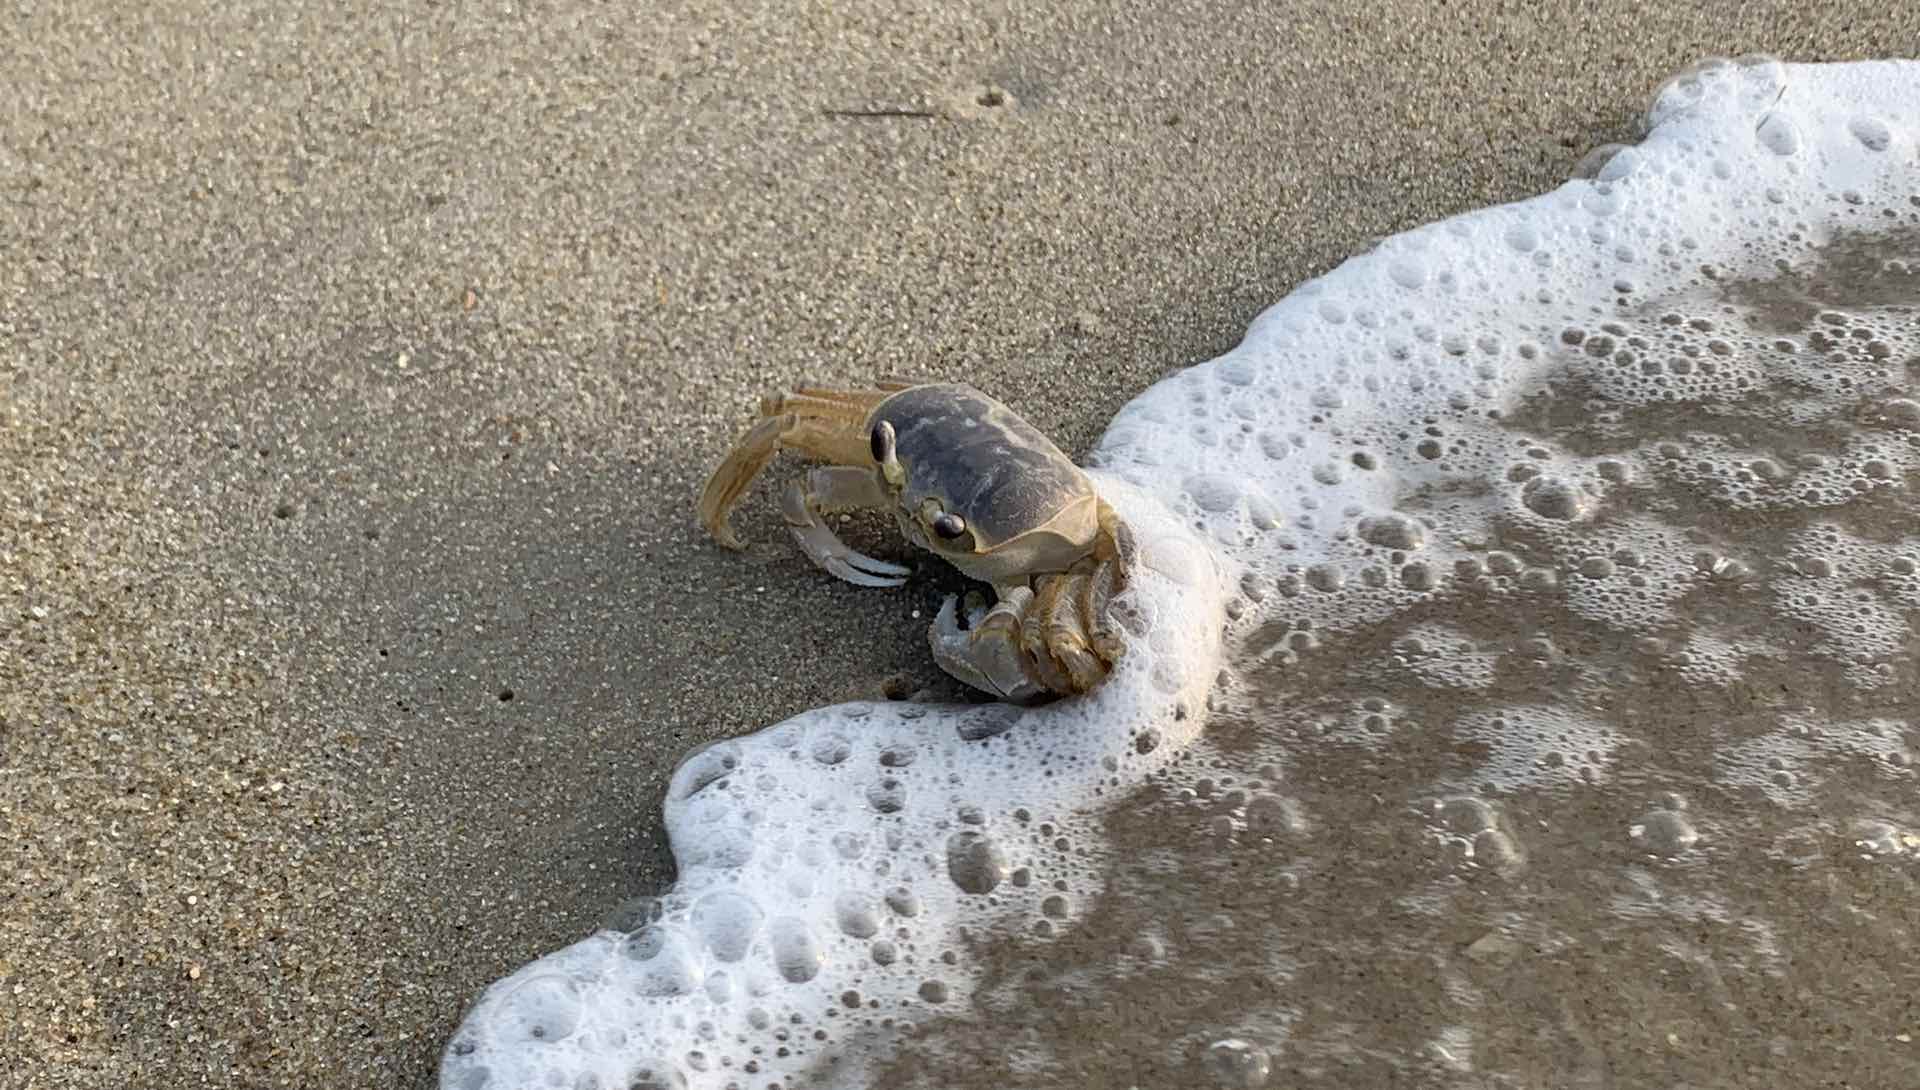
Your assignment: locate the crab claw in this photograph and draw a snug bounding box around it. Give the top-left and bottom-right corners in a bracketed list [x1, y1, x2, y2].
[782, 472, 911, 588]
[929, 593, 1048, 704]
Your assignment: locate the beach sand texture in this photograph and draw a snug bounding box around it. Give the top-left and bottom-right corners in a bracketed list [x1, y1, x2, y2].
[4, 4, 1917, 1087]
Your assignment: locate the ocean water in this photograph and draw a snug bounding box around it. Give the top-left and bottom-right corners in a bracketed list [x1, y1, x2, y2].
[441, 57, 1920, 1090]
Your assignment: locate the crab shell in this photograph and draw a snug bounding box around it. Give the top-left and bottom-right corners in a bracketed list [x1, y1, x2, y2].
[867, 383, 1102, 587]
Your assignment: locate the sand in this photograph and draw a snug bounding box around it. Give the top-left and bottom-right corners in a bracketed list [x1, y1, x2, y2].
[3, 3, 1915, 1087]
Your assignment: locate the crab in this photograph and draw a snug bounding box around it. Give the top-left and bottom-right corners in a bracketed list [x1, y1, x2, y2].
[697, 379, 1135, 704]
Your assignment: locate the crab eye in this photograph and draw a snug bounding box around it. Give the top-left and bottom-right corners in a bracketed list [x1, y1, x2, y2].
[869, 421, 896, 464]
[932, 512, 967, 540]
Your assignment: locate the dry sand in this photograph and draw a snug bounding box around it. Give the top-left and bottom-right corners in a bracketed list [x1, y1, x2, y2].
[3, 3, 1915, 1087]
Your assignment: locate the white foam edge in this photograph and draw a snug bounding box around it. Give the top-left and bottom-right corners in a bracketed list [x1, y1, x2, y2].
[438, 473, 1229, 1090]
[1092, 56, 1920, 567]
[440, 55, 1920, 1090]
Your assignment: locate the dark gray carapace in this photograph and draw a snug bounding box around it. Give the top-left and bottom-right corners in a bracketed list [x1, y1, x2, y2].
[869, 384, 1094, 550]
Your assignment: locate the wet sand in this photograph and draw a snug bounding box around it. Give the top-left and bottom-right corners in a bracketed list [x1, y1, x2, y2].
[3, 4, 1917, 1087]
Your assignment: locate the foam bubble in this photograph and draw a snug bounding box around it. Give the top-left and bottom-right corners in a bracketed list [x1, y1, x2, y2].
[1204, 1038, 1273, 1087]
[1630, 807, 1702, 856]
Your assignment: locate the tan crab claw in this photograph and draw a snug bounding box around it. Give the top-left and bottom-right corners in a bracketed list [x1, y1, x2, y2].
[930, 593, 1049, 704]
[780, 466, 911, 588]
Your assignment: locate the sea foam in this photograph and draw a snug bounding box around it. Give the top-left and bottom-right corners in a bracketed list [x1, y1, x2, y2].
[440, 56, 1920, 1090]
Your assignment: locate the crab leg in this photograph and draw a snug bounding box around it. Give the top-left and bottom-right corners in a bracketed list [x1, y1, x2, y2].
[697, 389, 892, 550]
[1082, 501, 1135, 664]
[1081, 558, 1127, 665]
[1024, 570, 1106, 693]
[782, 466, 910, 587]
